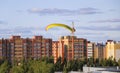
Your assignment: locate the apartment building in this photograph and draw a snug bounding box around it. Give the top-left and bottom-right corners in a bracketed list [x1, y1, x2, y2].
[94, 43, 105, 60]
[105, 40, 120, 61]
[93, 46, 98, 60]
[0, 39, 7, 60]
[0, 36, 52, 63]
[114, 42, 120, 61]
[0, 35, 88, 63]
[52, 40, 65, 63]
[97, 43, 105, 59]
[87, 41, 95, 59]
[52, 41, 59, 63]
[9, 36, 24, 62]
[105, 40, 115, 59]
[23, 38, 32, 60]
[59, 36, 87, 61]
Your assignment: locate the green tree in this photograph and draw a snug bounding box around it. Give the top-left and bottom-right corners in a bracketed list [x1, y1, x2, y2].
[94, 58, 100, 67]
[106, 57, 114, 66]
[41, 62, 54, 73]
[0, 60, 10, 73]
[63, 65, 68, 73]
[87, 57, 94, 67]
[48, 56, 54, 64]
[65, 61, 71, 72]
[27, 59, 54, 73]
[41, 56, 54, 64]
[71, 60, 78, 71]
[54, 57, 63, 71]
[77, 60, 84, 71]
[113, 58, 118, 66]
[26, 59, 34, 73]
[65, 60, 75, 71]
[11, 66, 24, 73]
[100, 58, 107, 67]
[118, 59, 120, 67]
[30, 60, 42, 73]
[11, 59, 30, 73]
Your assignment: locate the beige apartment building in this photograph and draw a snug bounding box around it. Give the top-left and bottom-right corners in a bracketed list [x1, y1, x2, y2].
[105, 40, 120, 61]
[114, 42, 120, 61]
[105, 40, 115, 59]
[94, 43, 105, 60]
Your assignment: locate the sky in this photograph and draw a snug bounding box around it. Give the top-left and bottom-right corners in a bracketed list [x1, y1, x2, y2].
[0, 0, 120, 42]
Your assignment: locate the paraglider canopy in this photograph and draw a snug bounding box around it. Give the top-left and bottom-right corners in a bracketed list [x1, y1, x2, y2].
[46, 23, 75, 33]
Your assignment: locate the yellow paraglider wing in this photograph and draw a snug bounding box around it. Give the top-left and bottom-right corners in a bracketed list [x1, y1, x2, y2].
[46, 23, 75, 33]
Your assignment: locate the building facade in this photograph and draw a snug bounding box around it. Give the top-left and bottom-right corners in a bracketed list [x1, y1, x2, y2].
[87, 41, 95, 59]
[97, 43, 105, 59]
[114, 42, 120, 61]
[0, 35, 88, 63]
[0, 39, 7, 60]
[31, 36, 52, 60]
[105, 40, 120, 61]
[9, 36, 24, 62]
[0, 36, 52, 63]
[93, 46, 98, 60]
[2, 36, 119, 63]
[94, 43, 105, 60]
[52, 41, 59, 63]
[105, 40, 115, 59]
[59, 36, 87, 61]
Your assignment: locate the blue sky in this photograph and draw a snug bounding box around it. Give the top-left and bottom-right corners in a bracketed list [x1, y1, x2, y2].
[0, 0, 120, 42]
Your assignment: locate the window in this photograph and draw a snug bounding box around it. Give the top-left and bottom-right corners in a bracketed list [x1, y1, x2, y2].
[11, 43, 14, 45]
[0, 44, 2, 47]
[24, 43, 27, 45]
[46, 46, 49, 49]
[0, 49, 2, 51]
[74, 50, 78, 53]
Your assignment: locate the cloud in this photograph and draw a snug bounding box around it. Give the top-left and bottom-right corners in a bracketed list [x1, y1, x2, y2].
[0, 26, 119, 42]
[28, 7, 101, 16]
[108, 9, 116, 12]
[0, 27, 35, 36]
[79, 25, 120, 31]
[89, 18, 120, 23]
[0, 26, 49, 38]
[65, 19, 80, 22]
[0, 20, 7, 24]
[75, 32, 105, 36]
[0, 26, 66, 40]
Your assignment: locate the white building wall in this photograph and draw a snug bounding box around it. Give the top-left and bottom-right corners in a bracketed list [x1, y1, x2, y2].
[87, 43, 94, 58]
[83, 67, 120, 73]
